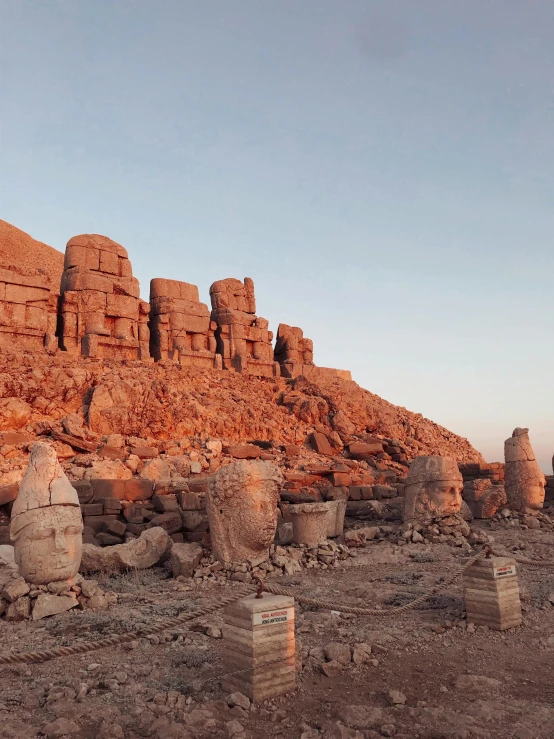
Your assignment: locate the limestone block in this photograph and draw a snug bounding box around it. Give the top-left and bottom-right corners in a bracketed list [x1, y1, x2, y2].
[10, 443, 83, 585]
[206, 460, 283, 565]
[463, 556, 522, 630]
[67, 233, 128, 258]
[170, 542, 203, 577]
[288, 503, 329, 546]
[32, 593, 78, 620]
[62, 269, 114, 294]
[4, 283, 49, 304]
[65, 244, 100, 270]
[324, 499, 347, 538]
[99, 249, 119, 275]
[222, 593, 295, 702]
[105, 293, 138, 320]
[403, 456, 463, 523]
[80, 527, 172, 573]
[151, 278, 200, 302]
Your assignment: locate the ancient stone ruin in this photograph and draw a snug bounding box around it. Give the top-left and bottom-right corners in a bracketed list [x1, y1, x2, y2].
[209, 277, 279, 377]
[59, 234, 150, 360]
[149, 278, 220, 369]
[403, 455, 463, 522]
[0, 230, 356, 382]
[274, 323, 314, 378]
[504, 427, 545, 514]
[10, 442, 83, 585]
[206, 460, 283, 565]
[0, 263, 57, 352]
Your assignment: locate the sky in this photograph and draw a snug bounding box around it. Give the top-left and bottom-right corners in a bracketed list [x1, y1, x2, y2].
[1, 0, 553, 471]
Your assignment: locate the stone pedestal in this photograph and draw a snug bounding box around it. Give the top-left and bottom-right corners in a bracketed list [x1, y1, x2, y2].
[324, 499, 347, 538]
[288, 502, 329, 546]
[463, 556, 522, 631]
[222, 593, 296, 702]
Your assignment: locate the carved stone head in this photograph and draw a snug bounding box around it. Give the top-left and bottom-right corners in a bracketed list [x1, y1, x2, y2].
[504, 428, 545, 514]
[10, 443, 83, 585]
[206, 460, 283, 565]
[403, 456, 463, 522]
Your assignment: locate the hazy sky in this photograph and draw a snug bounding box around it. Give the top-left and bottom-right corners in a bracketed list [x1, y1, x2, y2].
[2, 1, 553, 470]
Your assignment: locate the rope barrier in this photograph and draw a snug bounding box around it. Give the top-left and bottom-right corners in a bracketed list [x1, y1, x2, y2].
[1, 545, 552, 666]
[0, 585, 251, 666]
[255, 547, 489, 615]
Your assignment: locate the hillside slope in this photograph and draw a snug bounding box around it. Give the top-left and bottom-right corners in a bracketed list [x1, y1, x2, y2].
[0, 220, 64, 291]
[0, 351, 484, 463]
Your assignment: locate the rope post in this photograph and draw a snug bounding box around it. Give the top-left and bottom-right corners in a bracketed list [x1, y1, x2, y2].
[222, 592, 296, 702]
[463, 555, 522, 631]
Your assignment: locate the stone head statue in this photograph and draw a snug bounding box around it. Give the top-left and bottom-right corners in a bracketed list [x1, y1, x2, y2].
[10, 443, 83, 585]
[504, 428, 545, 514]
[403, 456, 463, 522]
[206, 460, 283, 566]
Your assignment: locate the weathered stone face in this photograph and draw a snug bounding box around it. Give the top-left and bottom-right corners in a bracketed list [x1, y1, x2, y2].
[10, 442, 83, 585]
[206, 460, 283, 565]
[504, 428, 545, 514]
[403, 456, 463, 522]
[11, 506, 83, 585]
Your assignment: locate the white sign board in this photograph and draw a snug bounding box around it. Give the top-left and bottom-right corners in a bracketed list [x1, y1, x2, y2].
[252, 607, 294, 627]
[493, 564, 516, 579]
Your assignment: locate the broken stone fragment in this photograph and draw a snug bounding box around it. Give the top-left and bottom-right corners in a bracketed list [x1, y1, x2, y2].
[170, 542, 203, 578]
[32, 593, 78, 620]
[80, 526, 172, 573]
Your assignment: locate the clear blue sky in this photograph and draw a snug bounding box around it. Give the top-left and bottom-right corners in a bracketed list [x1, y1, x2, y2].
[2, 1, 553, 470]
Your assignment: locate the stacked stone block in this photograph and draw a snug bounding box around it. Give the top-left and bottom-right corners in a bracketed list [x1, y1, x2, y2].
[149, 278, 220, 369]
[222, 593, 296, 701]
[463, 556, 522, 631]
[59, 234, 149, 360]
[274, 323, 314, 378]
[73, 479, 208, 547]
[0, 264, 57, 352]
[209, 277, 279, 377]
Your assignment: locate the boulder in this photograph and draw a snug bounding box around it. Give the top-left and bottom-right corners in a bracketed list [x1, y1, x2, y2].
[170, 542, 203, 577]
[85, 459, 133, 481]
[32, 593, 78, 620]
[0, 398, 32, 430]
[140, 458, 171, 483]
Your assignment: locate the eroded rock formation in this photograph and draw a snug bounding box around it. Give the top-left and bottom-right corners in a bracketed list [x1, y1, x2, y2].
[206, 460, 283, 565]
[80, 526, 172, 572]
[403, 456, 463, 522]
[504, 428, 545, 514]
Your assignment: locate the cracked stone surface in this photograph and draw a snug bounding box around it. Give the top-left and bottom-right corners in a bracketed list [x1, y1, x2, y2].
[9, 442, 83, 585]
[504, 428, 545, 514]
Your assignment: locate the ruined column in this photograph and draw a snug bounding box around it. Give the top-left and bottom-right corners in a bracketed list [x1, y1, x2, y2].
[209, 277, 279, 377]
[504, 428, 545, 514]
[274, 323, 314, 378]
[149, 278, 219, 368]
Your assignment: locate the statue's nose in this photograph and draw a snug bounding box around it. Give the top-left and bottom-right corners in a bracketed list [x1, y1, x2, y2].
[54, 530, 69, 552]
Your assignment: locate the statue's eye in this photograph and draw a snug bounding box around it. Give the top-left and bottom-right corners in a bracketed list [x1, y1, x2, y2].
[33, 529, 55, 540]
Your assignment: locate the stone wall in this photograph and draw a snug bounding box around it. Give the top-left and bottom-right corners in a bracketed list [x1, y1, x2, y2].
[149, 278, 220, 369]
[59, 234, 149, 360]
[0, 264, 57, 352]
